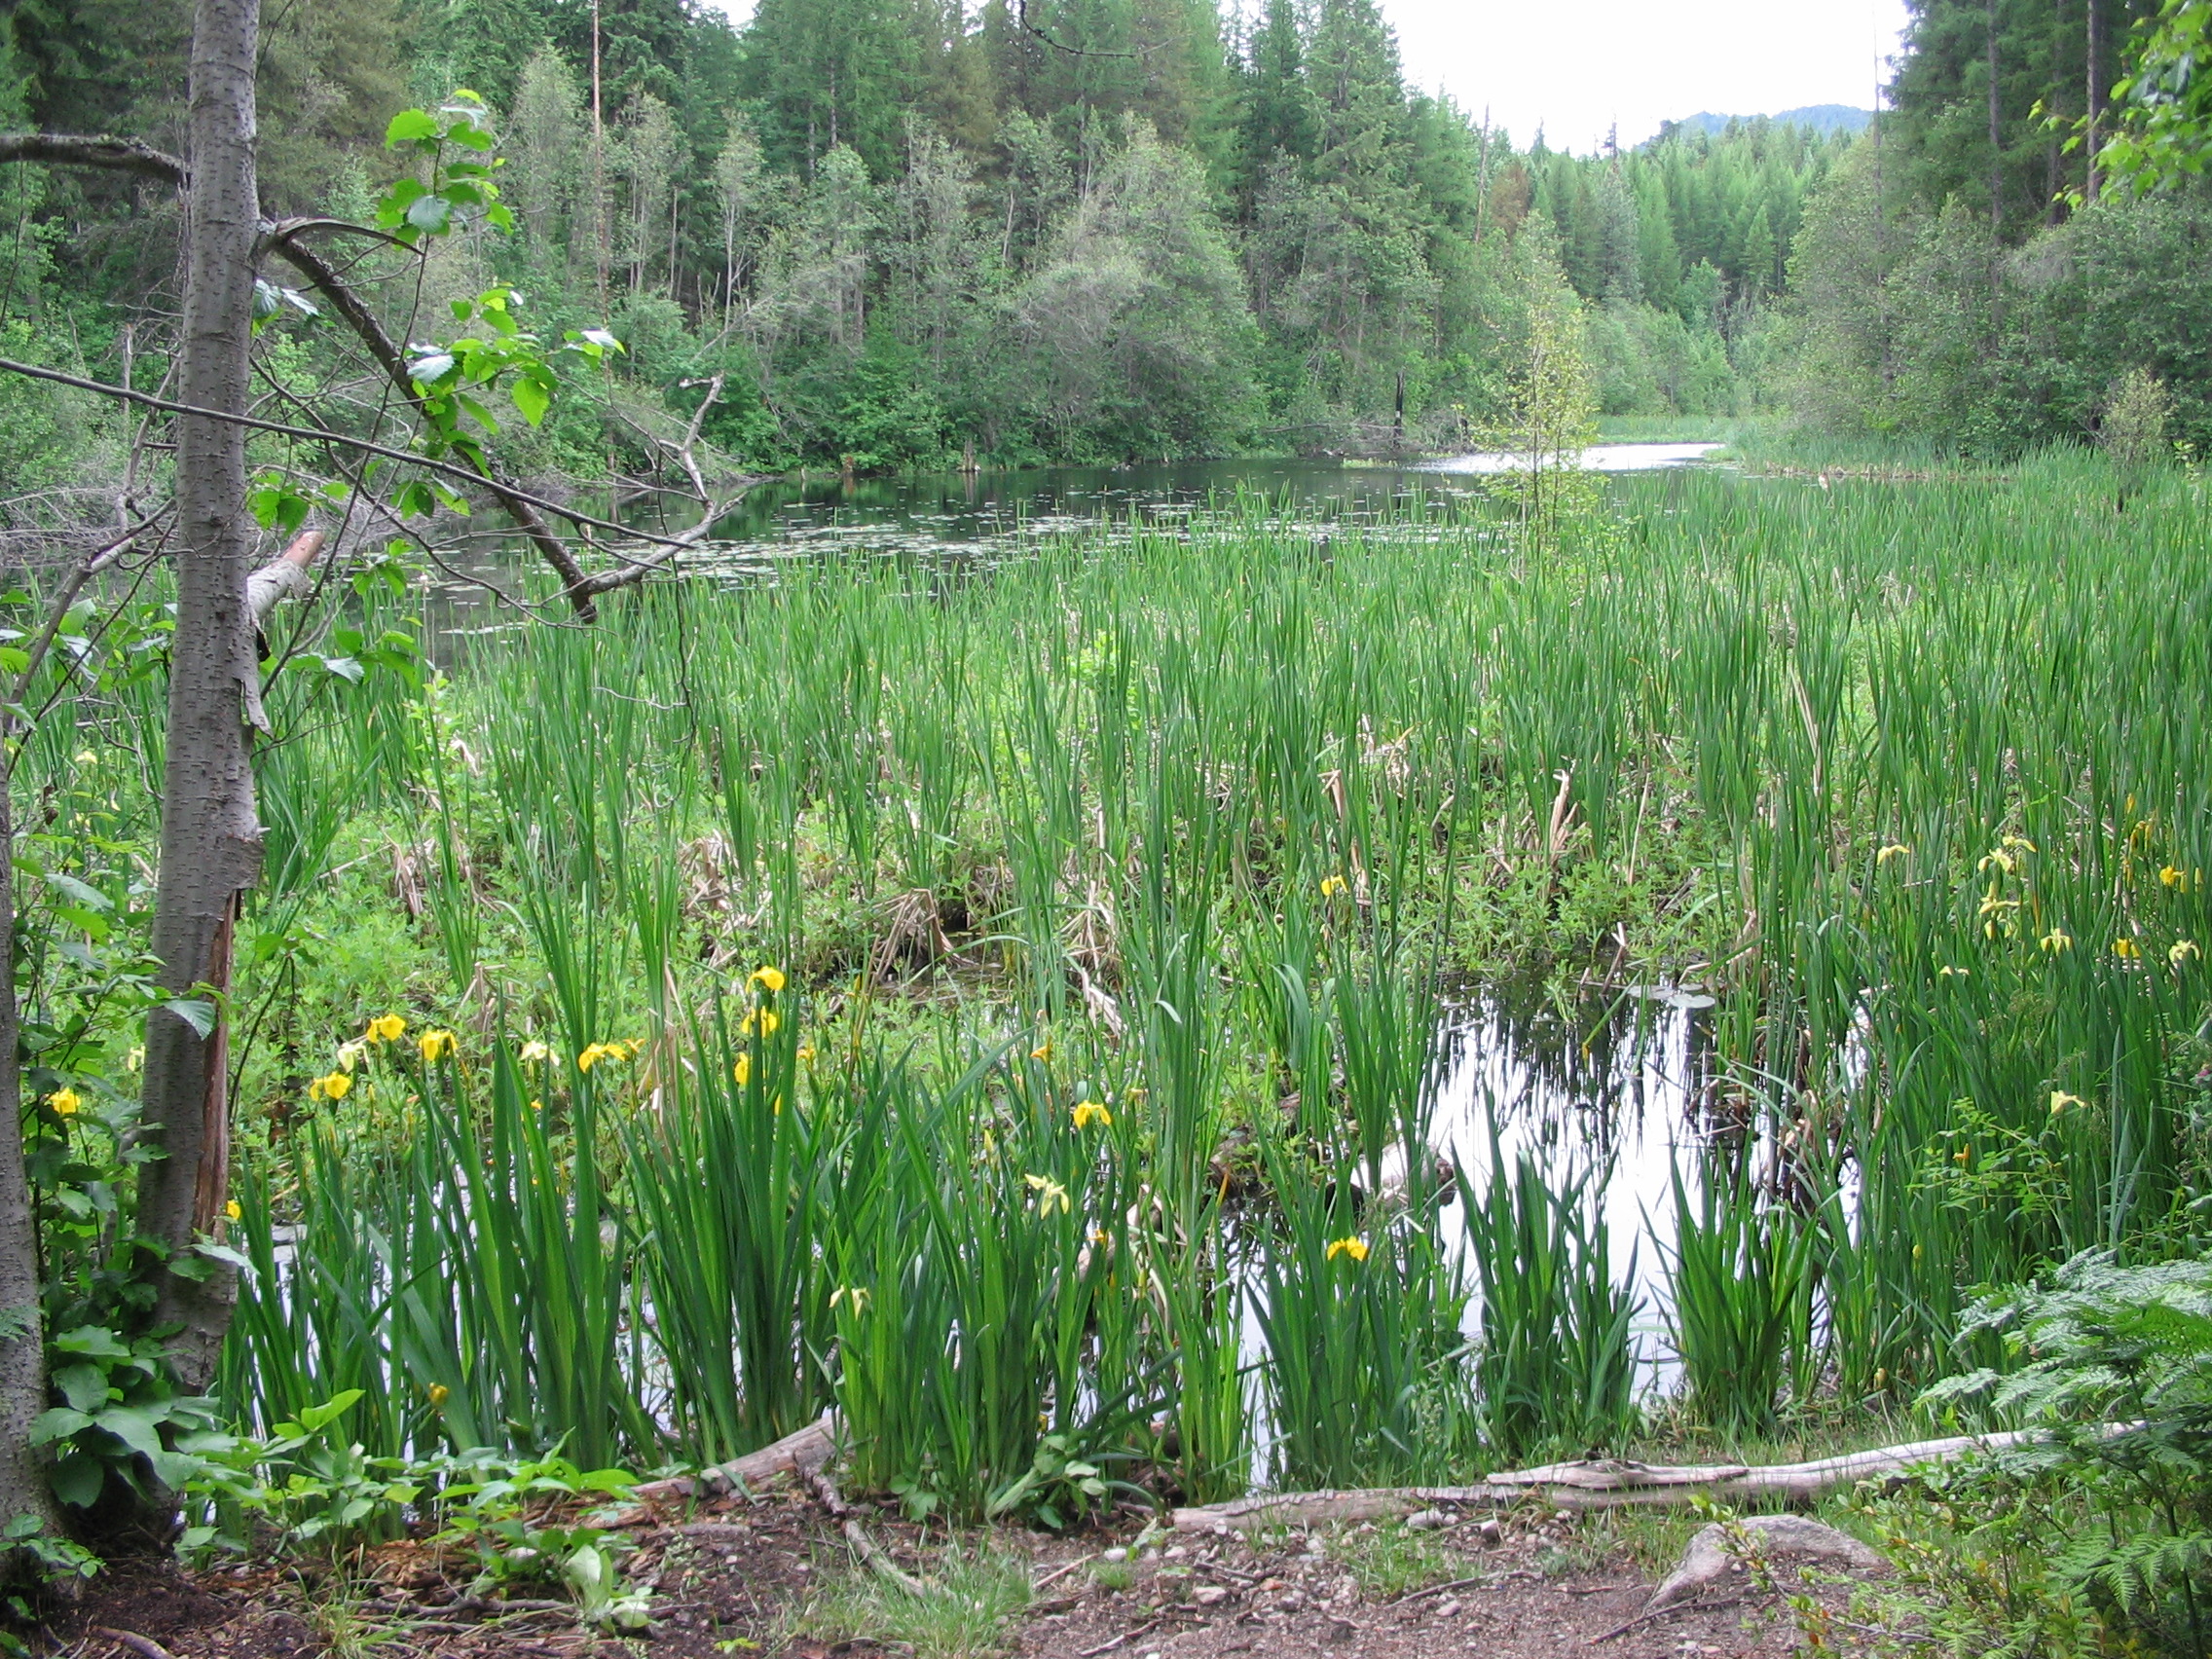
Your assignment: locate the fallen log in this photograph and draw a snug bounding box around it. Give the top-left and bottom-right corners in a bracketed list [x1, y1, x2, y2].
[631, 1413, 840, 1505]
[1169, 1428, 2045, 1530]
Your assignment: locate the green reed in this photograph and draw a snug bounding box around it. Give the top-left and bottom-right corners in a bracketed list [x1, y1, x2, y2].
[1458, 1151, 1640, 1460]
[1664, 1157, 1815, 1438]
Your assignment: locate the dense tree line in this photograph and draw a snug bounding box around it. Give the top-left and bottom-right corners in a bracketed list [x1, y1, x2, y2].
[0, 0, 1855, 478]
[1785, 0, 2212, 452]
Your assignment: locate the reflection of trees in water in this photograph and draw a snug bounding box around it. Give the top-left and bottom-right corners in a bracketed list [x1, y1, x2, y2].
[1456, 977, 1717, 1169]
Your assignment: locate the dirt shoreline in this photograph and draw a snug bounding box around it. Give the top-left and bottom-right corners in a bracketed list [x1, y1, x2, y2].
[44, 1481, 1902, 1659]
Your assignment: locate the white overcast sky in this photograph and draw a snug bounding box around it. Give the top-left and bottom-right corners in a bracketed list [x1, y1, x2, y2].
[702, 0, 1912, 157]
[1384, 0, 1910, 152]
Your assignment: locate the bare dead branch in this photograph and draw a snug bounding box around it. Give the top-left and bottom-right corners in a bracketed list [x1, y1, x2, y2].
[1014, 0, 1140, 57]
[1167, 1430, 2064, 1530]
[0, 352, 690, 561]
[9, 507, 173, 703]
[246, 529, 324, 624]
[0, 133, 186, 188]
[262, 226, 607, 615]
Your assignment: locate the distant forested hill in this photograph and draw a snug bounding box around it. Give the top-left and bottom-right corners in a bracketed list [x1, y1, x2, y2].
[1671, 106, 1871, 138]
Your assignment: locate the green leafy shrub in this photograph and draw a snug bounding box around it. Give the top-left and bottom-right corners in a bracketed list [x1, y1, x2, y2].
[1906, 1252, 2212, 1655]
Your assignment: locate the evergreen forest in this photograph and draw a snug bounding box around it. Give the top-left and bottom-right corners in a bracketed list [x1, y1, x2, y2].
[0, 0, 1849, 481]
[5, 0, 2205, 479]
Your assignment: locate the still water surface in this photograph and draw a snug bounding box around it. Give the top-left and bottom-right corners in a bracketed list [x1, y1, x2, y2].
[431, 444, 1723, 638]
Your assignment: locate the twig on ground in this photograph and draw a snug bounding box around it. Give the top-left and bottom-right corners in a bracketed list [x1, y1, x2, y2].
[1386, 1573, 1489, 1605]
[1033, 1554, 1095, 1591]
[93, 1632, 179, 1659]
[807, 1464, 852, 1518]
[1595, 1595, 1742, 1643]
[1077, 1616, 1160, 1657]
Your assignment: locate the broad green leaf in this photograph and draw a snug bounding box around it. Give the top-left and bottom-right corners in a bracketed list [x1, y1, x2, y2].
[54, 1325, 130, 1359]
[45, 872, 112, 912]
[511, 374, 551, 427]
[406, 195, 454, 235]
[385, 109, 440, 145]
[163, 998, 217, 1038]
[296, 1389, 365, 1434]
[53, 1364, 108, 1415]
[29, 1407, 92, 1446]
[51, 1453, 103, 1507]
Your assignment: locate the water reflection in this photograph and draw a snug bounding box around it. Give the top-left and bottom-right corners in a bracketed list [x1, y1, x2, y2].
[418, 445, 1719, 653]
[1418, 442, 1725, 475]
[1432, 983, 1720, 1378]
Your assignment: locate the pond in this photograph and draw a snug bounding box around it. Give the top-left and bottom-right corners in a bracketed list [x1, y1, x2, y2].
[427, 444, 1726, 640]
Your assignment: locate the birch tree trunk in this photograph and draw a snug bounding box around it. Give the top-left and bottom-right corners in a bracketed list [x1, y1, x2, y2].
[137, 0, 263, 1392]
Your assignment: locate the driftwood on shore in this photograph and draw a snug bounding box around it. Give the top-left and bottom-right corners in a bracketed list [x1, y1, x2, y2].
[1168, 1429, 2044, 1530]
[631, 1414, 841, 1504]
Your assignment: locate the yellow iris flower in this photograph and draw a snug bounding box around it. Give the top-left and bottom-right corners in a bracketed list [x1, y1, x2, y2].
[1326, 1236, 1370, 1263]
[368, 1014, 407, 1043]
[751, 966, 787, 993]
[419, 1030, 457, 1063]
[1071, 1101, 1113, 1129]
